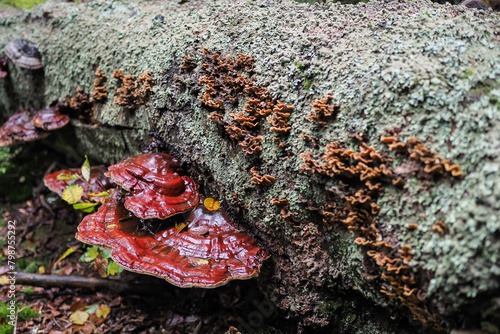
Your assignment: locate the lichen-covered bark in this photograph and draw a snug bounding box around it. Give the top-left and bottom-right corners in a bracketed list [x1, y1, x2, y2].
[0, 0, 499, 332]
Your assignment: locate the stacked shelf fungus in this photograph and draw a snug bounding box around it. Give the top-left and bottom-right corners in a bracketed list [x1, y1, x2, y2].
[381, 135, 463, 179]
[69, 153, 269, 288]
[307, 92, 340, 126]
[178, 49, 293, 156]
[112, 69, 154, 110]
[0, 107, 69, 147]
[300, 139, 444, 330]
[104, 153, 199, 219]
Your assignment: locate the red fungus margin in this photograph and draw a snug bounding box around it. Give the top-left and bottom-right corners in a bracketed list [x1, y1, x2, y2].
[76, 191, 270, 288]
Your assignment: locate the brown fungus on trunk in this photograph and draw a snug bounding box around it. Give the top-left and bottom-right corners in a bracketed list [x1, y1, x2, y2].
[76, 191, 270, 288]
[43, 165, 116, 203]
[31, 107, 70, 131]
[0, 109, 49, 147]
[4, 39, 43, 70]
[105, 153, 200, 219]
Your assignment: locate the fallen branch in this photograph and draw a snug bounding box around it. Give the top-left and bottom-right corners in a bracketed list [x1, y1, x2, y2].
[15, 272, 171, 296]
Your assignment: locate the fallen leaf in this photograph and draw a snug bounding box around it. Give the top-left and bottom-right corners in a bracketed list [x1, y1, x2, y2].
[69, 310, 89, 325]
[94, 254, 108, 277]
[62, 184, 84, 205]
[96, 305, 110, 319]
[52, 248, 77, 268]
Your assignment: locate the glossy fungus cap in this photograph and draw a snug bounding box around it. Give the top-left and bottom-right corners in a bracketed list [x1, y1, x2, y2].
[31, 108, 70, 131]
[0, 110, 49, 147]
[105, 153, 200, 219]
[44, 165, 116, 203]
[76, 192, 270, 288]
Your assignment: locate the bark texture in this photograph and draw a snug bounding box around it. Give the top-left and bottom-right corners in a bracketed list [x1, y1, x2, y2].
[0, 0, 499, 333]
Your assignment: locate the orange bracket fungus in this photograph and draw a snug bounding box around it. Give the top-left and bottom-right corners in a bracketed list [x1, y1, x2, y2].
[44, 165, 116, 203]
[91, 66, 108, 102]
[112, 69, 154, 110]
[307, 92, 340, 126]
[105, 153, 199, 219]
[76, 191, 270, 288]
[0, 109, 49, 147]
[4, 39, 43, 70]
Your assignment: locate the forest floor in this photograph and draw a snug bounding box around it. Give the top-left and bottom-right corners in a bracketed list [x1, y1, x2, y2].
[0, 144, 278, 334]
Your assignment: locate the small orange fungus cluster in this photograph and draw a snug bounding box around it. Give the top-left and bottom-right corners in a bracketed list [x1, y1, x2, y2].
[432, 220, 449, 236]
[381, 135, 463, 179]
[250, 167, 276, 187]
[300, 140, 443, 330]
[91, 66, 107, 102]
[112, 69, 154, 110]
[307, 92, 340, 126]
[180, 49, 293, 155]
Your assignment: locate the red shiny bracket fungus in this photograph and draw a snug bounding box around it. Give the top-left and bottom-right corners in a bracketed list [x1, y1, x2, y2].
[31, 107, 70, 131]
[44, 165, 115, 203]
[0, 110, 49, 147]
[105, 153, 199, 219]
[76, 191, 270, 288]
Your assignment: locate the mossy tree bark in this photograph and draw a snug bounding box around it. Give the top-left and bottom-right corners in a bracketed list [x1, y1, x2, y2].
[1, 0, 499, 333]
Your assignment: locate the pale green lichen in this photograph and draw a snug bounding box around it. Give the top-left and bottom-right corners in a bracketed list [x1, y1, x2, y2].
[0, 0, 498, 331]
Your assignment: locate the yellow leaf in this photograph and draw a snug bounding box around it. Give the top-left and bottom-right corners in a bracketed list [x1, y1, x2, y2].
[56, 173, 79, 180]
[175, 222, 187, 233]
[96, 305, 110, 319]
[204, 197, 221, 211]
[188, 257, 210, 266]
[62, 184, 84, 204]
[70, 310, 89, 325]
[87, 191, 109, 197]
[38, 266, 45, 274]
[81, 155, 91, 182]
[52, 248, 76, 268]
[0, 275, 9, 285]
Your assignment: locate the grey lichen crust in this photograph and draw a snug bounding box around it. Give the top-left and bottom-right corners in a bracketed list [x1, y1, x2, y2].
[0, 0, 499, 332]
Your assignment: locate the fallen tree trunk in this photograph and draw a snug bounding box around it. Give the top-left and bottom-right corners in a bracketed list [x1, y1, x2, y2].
[1, 0, 499, 332]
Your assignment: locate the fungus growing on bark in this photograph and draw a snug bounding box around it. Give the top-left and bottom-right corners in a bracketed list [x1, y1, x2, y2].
[76, 191, 270, 288]
[307, 92, 340, 126]
[300, 140, 443, 329]
[4, 39, 43, 70]
[43, 165, 115, 203]
[31, 107, 70, 131]
[181, 48, 295, 155]
[0, 109, 49, 147]
[91, 66, 108, 102]
[250, 167, 276, 187]
[0, 56, 8, 78]
[112, 69, 154, 110]
[105, 153, 199, 219]
[382, 135, 463, 179]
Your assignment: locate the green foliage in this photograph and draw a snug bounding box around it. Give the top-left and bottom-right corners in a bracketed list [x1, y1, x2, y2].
[0, 0, 48, 9]
[79, 246, 124, 276]
[0, 302, 42, 334]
